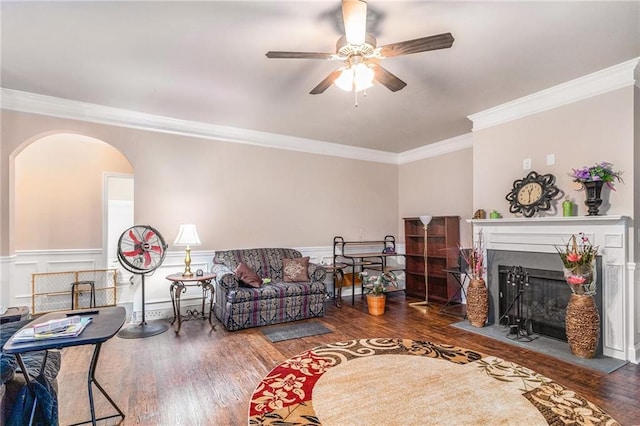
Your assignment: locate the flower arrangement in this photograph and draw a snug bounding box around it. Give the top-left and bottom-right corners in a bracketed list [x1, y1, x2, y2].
[359, 270, 398, 295]
[570, 162, 623, 190]
[556, 233, 598, 295]
[460, 232, 485, 280]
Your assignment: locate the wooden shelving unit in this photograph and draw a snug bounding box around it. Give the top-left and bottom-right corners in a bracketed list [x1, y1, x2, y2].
[403, 216, 460, 303]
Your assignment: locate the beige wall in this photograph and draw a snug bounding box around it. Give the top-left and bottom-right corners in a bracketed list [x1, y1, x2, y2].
[1, 110, 399, 254]
[473, 87, 635, 218]
[0, 86, 636, 255]
[14, 134, 133, 250]
[399, 148, 474, 246]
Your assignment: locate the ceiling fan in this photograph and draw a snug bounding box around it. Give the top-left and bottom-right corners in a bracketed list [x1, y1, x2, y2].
[266, 0, 454, 95]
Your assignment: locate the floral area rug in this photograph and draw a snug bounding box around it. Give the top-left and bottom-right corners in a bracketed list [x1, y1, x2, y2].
[248, 338, 620, 425]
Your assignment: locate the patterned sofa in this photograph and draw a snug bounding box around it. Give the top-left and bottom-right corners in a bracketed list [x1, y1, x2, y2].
[211, 248, 327, 331]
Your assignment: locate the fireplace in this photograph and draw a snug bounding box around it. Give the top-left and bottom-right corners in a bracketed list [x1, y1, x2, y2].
[496, 259, 603, 352]
[470, 216, 632, 362]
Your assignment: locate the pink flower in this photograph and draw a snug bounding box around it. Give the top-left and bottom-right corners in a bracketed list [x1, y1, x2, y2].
[566, 253, 582, 263]
[566, 275, 586, 285]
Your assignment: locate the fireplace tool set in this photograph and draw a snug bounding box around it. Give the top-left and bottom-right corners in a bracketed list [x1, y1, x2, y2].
[499, 266, 535, 342]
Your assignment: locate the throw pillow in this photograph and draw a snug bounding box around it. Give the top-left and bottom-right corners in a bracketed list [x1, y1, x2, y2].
[283, 257, 310, 282]
[234, 263, 262, 288]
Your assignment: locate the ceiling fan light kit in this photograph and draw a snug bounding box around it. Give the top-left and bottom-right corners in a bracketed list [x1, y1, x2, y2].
[335, 61, 374, 92]
[266, 0, 454, 99]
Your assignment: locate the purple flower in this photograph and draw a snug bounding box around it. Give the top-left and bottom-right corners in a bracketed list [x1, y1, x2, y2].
[571, 168, 591, 180]
[570, 162, 623, 190]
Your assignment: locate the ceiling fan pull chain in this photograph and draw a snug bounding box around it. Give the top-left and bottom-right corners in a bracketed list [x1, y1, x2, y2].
[354, 90, 358, 107]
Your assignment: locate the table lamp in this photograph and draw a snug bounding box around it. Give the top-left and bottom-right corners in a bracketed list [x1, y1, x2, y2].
[410, 215, 433, 311]
[173, 224, 201, 277]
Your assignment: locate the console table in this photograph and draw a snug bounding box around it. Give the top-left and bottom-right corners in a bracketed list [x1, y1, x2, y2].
[166, 272, 216, 333]
[333, 236, 405, 305]
[3, 306, 126, 425]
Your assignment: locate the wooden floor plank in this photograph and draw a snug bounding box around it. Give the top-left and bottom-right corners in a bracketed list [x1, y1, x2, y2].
[56, 293, 640, 425]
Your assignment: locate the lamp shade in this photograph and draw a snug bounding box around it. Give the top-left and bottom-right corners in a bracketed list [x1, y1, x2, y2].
[173, 224, 201, 246]
[419, 215, 433, 226]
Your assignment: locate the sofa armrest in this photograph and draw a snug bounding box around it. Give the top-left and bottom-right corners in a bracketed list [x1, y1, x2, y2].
[211, 264, 239, 291]
[308, 263, 326, 284]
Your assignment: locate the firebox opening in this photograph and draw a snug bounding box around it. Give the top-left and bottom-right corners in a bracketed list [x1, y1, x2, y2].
[487, 250, 603, 356]
[498, 266, 568, 341]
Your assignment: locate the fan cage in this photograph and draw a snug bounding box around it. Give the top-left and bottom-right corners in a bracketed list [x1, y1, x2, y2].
[117, 225, 167, 274]
[31, 268, 118, 314]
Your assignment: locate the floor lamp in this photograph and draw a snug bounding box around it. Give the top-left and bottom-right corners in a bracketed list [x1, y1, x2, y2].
[410, 215, 432, 312]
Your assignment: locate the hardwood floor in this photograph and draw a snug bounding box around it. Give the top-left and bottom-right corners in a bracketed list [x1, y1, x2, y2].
[57, 293, 640, 425]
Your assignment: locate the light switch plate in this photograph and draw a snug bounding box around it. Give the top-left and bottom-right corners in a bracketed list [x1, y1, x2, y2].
[546, 154, 555, 165]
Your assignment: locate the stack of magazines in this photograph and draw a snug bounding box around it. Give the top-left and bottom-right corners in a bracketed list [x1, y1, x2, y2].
[11, 316, 92, 342]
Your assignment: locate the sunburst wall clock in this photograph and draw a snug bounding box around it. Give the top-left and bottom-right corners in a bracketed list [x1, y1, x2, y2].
[505, 171, 559, 217]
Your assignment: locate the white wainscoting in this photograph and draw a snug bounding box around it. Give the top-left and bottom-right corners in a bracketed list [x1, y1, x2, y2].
[2, 244, 408, 321]
[0, 255, 12, 313]
[6, 249, 103, 310]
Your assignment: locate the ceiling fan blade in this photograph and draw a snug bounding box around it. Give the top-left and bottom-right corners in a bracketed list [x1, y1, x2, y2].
[266, 51, 334, 59]
[379, 33, 454, 58]
[310, 69, 343, 95]
[342, 0, 367, 45]
[372, 64, 407, 92]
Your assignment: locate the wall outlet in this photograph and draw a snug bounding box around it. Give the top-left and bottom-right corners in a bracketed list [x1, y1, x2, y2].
[546, 154, 555, 165]
[523, 158, 532, 170]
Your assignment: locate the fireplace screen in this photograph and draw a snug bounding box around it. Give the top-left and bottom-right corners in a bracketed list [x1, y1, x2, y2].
[498, 266, 569, 341]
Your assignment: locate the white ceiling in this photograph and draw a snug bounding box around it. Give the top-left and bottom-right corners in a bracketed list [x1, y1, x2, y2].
[2, 1, 639, 153]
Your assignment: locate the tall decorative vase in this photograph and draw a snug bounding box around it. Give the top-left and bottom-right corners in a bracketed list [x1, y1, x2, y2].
[366, 294, 386, 316]
[583, 180, 604, 216]
[563, 262, 599, 358]
[466, 278, 488, 327]
[565, 294, 600, 358]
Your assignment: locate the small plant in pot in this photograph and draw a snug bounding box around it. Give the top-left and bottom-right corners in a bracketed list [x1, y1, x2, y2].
[360, 271, 397, 316]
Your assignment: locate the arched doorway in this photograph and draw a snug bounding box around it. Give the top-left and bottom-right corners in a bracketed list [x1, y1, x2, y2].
[9, 133, 133, 309]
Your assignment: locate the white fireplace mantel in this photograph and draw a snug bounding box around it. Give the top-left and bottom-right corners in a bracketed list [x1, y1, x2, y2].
[468, 215, 635, 362]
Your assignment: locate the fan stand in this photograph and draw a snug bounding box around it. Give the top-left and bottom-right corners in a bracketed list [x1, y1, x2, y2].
[117, 274, 168, 339]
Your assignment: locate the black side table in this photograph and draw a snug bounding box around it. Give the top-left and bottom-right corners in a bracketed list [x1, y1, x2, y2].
[70, 281, 96, 310]
[440, 267, 468, 318]
[323, 264, 347, 308]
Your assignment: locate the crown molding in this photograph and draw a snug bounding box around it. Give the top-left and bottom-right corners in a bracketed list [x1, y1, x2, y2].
[468, 57, 640, 131]
[398, 133, 472, 164]
[1, 88, 400, 164]
[3, 59, 637, 165]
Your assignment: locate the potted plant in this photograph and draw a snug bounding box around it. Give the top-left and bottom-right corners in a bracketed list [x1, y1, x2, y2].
[460, 233, 488, 327]
[556, 233, 600, 358]
[360, 271, 397, 316]
[570, 162, 623, 216]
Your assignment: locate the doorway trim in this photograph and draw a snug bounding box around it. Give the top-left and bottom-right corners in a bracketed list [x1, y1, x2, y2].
[102, 173, 134, 270]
